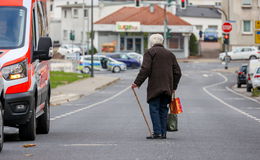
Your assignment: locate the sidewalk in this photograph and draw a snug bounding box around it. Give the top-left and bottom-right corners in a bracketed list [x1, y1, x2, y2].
[50, 75, 120, 106]
[231, 85, 260, 102]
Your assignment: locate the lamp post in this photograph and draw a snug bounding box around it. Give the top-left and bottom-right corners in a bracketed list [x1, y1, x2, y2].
[90, 0, 94, 77]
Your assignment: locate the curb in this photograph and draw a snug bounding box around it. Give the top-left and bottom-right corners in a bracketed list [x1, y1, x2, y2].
[50, 77, 121, 106]
[95, 78, 120, 90]
[230, 85, 260, 103]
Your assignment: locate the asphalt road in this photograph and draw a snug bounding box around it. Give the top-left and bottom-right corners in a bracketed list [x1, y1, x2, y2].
[2, 61, 260, 160]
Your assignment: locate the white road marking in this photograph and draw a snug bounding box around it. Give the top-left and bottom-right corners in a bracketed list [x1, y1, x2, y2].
[63, 144, 117, 147]
[203, 74, 209, 77]
[50, 86, 131, 121]
[225, 86, 260, 105]
[203, 73, 260, 123]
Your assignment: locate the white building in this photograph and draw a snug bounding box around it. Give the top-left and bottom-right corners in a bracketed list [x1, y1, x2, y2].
[188, 0, 221, 6]
[176, 5, 222, 38]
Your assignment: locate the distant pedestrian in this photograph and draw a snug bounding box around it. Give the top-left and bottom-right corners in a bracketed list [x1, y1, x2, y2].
[132, 34, 182, 139]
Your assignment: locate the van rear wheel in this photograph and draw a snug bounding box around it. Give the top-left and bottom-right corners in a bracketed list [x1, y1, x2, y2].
[19, 97, 36, 141]
[37, 94, 50, 134]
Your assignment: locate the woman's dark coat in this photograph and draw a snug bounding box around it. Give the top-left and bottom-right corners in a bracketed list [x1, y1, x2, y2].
[134, 44, 182, 103]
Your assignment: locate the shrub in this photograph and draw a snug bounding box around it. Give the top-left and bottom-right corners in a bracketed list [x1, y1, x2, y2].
[189, 34, 199, 56]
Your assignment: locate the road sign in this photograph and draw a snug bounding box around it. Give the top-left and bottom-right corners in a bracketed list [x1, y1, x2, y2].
[222, 22, 232, 33]
[255, 31, 260, 44]
[256, 21, 260, 30]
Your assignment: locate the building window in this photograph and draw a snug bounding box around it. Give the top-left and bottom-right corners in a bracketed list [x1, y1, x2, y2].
[242, 0, 252, 5]
[215, 2, 221, 6]
[64, 10, 67, 18]
[63, 30, 68, 40]
[243, 20, 252, 33]
[72, 8, 78, 18]
[195, 25, 203, 31]
[84, 9, 88, 18]
[208, 25, 218, 30]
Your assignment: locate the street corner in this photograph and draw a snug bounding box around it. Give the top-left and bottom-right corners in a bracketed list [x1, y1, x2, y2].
[212, 66, 237, 73]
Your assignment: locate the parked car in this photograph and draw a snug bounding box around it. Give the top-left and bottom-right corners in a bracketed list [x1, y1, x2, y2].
[204, 28, 218, 42]
[107, 53, 141, 68]
[78, 55, 127, 73]
[0, 76, 3, 152]
[246, 59, 260, 92]
[236, 64, 248, 88]
[126, 52, 143, 64]
[219, 47, 260, 61]
[0, 0, 52, 140]
[57, 44, 82, 55]
[252, 67, 260, 89]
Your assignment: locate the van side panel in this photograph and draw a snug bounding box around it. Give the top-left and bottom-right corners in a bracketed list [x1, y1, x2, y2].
[0, 0, 23, 6]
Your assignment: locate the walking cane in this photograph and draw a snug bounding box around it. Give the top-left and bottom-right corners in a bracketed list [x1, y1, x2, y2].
[131, 88, 153, 137]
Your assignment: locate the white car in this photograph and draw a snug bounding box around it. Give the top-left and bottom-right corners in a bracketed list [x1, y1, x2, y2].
[126, 52, 143, 64]
[252, 67, 260, 89]
[57, 44, 82, 55]
[219, 47, 260, 61]
[246, 59, 260, 92]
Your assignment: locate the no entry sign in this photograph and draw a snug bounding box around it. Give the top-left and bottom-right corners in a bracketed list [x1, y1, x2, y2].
[222, 22, 232, 33]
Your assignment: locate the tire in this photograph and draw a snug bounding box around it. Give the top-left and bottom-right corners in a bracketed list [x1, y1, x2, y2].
[19, 97, 36, 141]
[37, 94, 50, 134]
[237, 83, 241, 88]
[112, 66, 121, 73]
[249, 56, 257, 60]
[83, 67, 91, 74]
[247, 84, 252, 92]
[0, 103, 3, 152]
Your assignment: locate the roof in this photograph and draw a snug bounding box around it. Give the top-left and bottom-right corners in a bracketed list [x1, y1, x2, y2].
[176, 5, 221, 19]
[95, 5, 191, 26]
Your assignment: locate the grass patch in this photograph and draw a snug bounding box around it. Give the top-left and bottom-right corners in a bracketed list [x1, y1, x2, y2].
[50, 71, 90, 89]
[252, 88, 260, 97]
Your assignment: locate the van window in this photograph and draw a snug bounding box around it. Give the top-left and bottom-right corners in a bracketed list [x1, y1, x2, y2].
[0, 7, 26, 49]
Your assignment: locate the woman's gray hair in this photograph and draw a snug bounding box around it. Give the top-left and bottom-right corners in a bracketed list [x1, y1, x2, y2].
[148, 34, 164, 49]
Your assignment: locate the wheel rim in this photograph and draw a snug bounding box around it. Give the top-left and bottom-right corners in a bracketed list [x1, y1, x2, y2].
[250, 56, 256, 60]
[83, 67, 90, 73]
[114, 67, 120, 72]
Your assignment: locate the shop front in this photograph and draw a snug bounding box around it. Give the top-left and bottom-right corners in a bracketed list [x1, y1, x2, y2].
[94, 5, 193, 58]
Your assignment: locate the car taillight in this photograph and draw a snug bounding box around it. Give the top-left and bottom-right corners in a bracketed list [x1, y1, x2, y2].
[238, 72, 243, 75]
[248, 74, 251, 80]
[254, 75, 260, 78]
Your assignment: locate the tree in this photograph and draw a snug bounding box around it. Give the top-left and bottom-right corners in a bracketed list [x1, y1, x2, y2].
[189, 33, 198, 56]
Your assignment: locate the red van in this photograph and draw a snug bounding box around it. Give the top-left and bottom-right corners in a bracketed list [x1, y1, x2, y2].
[0, 0, 52, 140]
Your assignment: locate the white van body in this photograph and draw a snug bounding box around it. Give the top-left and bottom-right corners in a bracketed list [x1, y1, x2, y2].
[246, 59, 260, 92]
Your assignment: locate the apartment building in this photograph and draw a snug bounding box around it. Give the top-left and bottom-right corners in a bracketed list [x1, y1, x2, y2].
[222, 0, 260, 48]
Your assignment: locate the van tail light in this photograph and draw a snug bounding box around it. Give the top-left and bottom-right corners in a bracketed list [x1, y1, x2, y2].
[248, 74, 251, 80]
[258, 52, 260, 54]
[238, 72, 243, 75]
[254, 75, 260, 78]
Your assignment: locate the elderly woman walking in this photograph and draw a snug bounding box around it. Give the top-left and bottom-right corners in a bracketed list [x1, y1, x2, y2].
[132, 34, 182, 139]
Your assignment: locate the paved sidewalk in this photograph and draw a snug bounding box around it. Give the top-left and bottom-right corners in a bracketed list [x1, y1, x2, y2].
[50, 75, 120, 106]
[231, 85, 260, 102]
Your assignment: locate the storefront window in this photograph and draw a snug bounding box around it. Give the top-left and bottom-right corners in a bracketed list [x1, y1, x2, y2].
[168, 34, 184, 50]
[120, 38, 125, 50]
[127, 38, 133, 50]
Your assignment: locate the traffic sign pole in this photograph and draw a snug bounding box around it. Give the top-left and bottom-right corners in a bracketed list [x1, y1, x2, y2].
[222, 22, 232, 70]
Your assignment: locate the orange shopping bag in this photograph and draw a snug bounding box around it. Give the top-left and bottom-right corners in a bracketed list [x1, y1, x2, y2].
[169, 97, 183, 114]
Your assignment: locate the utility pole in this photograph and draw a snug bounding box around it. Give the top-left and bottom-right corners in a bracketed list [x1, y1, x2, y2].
[90, 0, 94, 77]
[163, 4, 167, 47]
[82, 0, 86, 55]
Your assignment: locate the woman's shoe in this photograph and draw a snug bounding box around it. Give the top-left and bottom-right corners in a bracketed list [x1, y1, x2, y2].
[146, 134, 161, 139]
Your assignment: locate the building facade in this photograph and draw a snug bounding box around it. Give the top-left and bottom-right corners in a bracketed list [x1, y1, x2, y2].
[94, 5, 193, 58]
[222, 0, 260, 48]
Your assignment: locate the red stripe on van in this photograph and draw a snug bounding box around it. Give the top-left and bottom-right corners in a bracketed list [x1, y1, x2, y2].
[0, 0, 23, 6]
